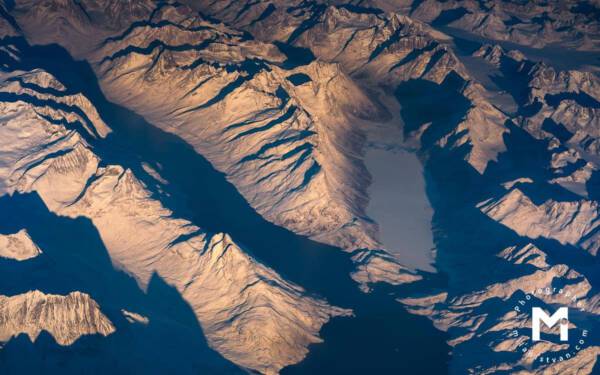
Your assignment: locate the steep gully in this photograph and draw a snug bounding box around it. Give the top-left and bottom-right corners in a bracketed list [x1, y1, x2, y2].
[0, 38, 450, 373]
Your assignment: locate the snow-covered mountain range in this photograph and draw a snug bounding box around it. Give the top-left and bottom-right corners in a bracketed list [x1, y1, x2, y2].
[0, 1, 598, 374]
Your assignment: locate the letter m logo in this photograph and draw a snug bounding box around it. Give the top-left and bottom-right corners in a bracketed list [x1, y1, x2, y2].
[532, 307, 569, 342]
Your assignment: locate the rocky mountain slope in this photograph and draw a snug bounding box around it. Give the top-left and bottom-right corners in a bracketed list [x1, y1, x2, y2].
[365, 0, 600, 51]
[0, 0, 599, 374]
[11, 1, 383, 252]
[0, 291, 115, 346]
[190, 1, 600, 372]
[0, 51, 349, 373]
[5, 0, 427, 291]
[0, 230, 42, 261]
[392, 33, 600, 375]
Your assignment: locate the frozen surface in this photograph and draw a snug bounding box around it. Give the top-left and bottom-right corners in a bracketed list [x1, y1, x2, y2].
[365, 147, 435, 272]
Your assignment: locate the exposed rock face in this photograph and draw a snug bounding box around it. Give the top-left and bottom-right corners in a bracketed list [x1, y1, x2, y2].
[11, 1, 384, 253]
[179, 233, 351, 373]
[120, 310, 148, 325]
[0, 291, 115, 346]
[0, 64, 350, 374]
[292, 8, 464, 84]
[0, 68, 110, 197]
[233, 3, 511, 175]
[4, 1, 426, 292]
[479, 189, 600, 255]
[400, 243, 599, 374]
[236, 4, 600, 371]
[350, 249, 421, 292]
[188, 2, 466, 85]
[0, 229, 42, 261]
[1, 1, 599, 374]
[371, 0, 600, 51]
[390, 27, 600, 374]
[8, 0, 155, 55]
